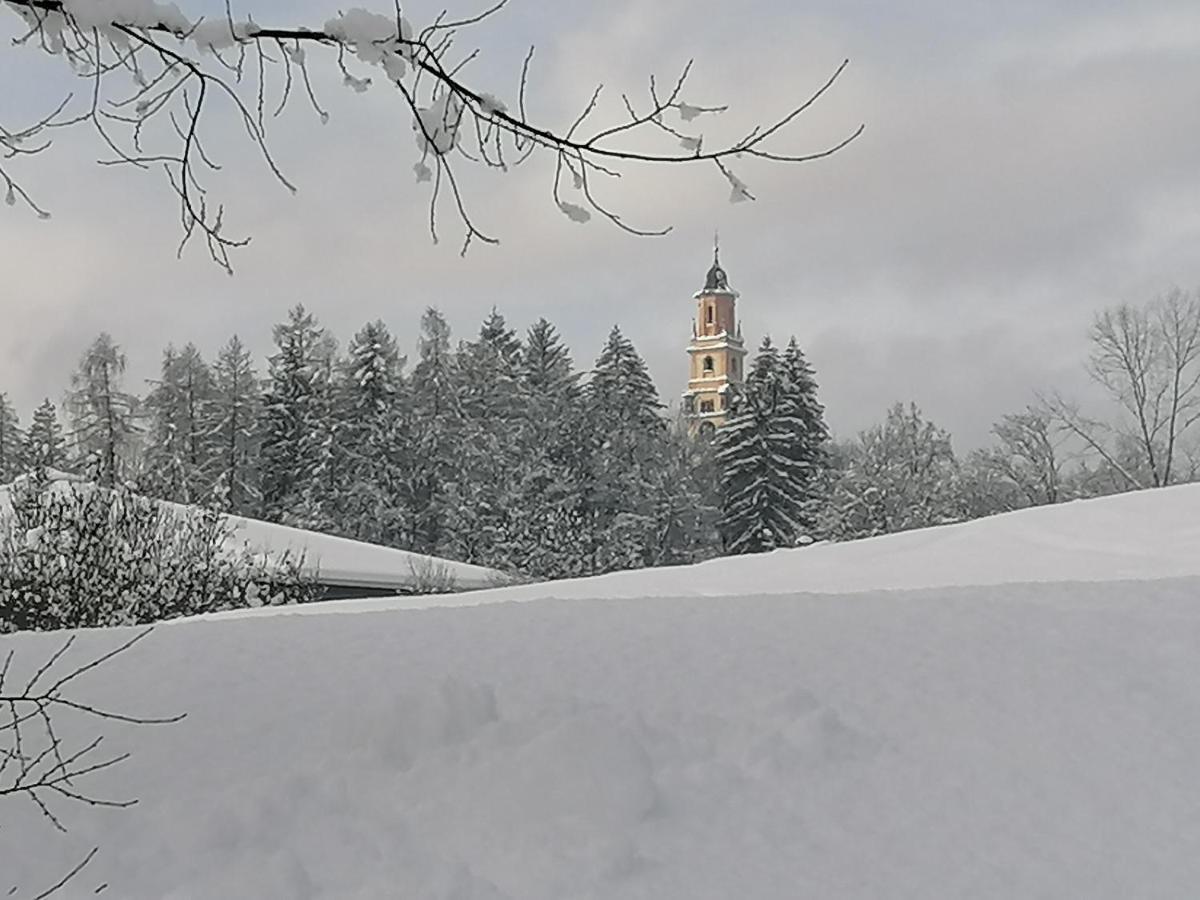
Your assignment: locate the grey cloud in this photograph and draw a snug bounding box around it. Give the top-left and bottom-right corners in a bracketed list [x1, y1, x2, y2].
[2, 0, 1199, 452]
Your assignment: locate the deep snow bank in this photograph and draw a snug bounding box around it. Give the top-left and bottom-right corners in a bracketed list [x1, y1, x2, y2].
[208, 481, 1200, 619]
[4, 577, 1200, 899]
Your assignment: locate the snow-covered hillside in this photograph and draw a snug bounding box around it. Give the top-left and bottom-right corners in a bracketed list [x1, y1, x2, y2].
[2, 485, 1199, 898]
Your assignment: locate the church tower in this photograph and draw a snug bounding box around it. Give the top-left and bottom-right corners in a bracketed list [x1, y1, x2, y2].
[683, 240, 747, 435]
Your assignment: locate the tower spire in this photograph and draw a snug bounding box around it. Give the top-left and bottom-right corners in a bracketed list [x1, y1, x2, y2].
[703, 233, 730, 292]
[685, 238, 746, 436]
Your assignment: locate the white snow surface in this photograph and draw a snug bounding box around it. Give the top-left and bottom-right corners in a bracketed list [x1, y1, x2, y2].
[212, 481, 1200, 619]
[2, 484, 1199, 898]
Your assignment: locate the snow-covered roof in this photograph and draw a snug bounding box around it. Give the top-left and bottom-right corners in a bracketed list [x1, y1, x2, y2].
[226, 514, 505, 592]
[0, 473, 506, 593]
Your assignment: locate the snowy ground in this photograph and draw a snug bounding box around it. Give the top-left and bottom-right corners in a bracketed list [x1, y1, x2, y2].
[208, 480, 1200, 617]
[3, 486, 1200, 898]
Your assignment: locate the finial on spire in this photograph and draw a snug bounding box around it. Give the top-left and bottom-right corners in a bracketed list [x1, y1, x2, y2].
[713, 229, 720, 266]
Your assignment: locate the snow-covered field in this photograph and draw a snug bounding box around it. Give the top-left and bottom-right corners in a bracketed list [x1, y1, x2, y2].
[3, 486, 1200, 898]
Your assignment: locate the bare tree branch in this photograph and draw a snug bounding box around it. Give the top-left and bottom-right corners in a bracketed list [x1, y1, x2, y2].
[1057, 289, 1200, 488]
[2, 0, 863, 268]
[1, 628, 184, 898]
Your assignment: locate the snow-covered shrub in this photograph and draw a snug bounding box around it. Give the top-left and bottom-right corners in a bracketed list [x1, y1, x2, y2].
[819, 403, 965, 540]
[0, 470, 313, 631]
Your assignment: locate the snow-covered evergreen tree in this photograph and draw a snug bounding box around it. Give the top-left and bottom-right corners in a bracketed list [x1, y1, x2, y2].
[498, 318, 593, 576]
[0, 393, 24, 483]
[582, 326, 672, 572]
[523, 318, 580, 403]
[261, 306, 334, 521]
[589, 325, 664, 433]
[143, 343, 218, 502]
[209, 336, 263, 515]
[23, 399, 67, 473]
[781, 336, 830, 465]
[438, 310, 528, 566]
[66, 333, 140, 487]
[334, 320, 409, 546]
[457, 308, 523, 421]
[716, 336, 828, 553]
[407, 307, 461, 553]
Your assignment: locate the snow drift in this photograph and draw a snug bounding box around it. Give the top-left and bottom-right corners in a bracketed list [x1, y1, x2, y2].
[2, 484, 1199, 898]
[212, 480, 1200, 618]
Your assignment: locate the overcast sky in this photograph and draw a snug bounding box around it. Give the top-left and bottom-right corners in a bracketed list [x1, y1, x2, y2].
[3, 0, 1199, 448]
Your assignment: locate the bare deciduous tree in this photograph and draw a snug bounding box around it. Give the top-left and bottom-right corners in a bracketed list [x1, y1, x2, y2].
[1, 629, 183, 898]
[1044, 288, 1200, 489]
[1, 0, 863, 270]
[977, 407, 1065, 507]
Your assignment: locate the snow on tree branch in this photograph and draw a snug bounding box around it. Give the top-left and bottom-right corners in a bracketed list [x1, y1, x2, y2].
[2, 0, 863, 269]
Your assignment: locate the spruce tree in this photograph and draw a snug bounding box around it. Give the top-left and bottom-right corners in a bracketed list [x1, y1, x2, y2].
[209, 336, 263, 515]
[583, 326, 669, 572]
[143, 343, 218, 502]
[261, 306, 335, 521]
[457, 308, 523, 421]
[336, 320, 408, 546]
[588, 325, 664, 432]
[66, 333, 140, 487]
[523, 318, 580, 403]
[0, 393, 24, 483]
[440, 310, 525, 565]
[716, 336, 826, 553]
[502, 318, 589, 577]
[407, 307, 461, 553]
[781, 336, 829, 457]
[23, 399, 67, 473]
[779, 335, 831, 529]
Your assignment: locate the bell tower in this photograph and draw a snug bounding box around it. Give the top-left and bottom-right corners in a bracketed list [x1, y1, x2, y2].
[683, 237, 747, 435]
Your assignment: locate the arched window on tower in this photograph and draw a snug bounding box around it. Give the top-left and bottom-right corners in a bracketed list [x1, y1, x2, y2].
[702, 356, 715, 374]
[706, 305, 714, 325]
